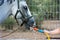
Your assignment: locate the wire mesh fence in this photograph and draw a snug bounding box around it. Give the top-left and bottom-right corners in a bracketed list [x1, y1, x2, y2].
[26, 0, 60, 20]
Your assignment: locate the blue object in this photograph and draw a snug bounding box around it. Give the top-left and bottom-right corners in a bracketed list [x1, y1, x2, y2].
[38, 29, 44, 33]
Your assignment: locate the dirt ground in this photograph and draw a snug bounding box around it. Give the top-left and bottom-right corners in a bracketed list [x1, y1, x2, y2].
[0, 30, 60, 40]
[0, 25, 46, 40]
[0, 20, 60, 40]
[0, 31, 46, 40]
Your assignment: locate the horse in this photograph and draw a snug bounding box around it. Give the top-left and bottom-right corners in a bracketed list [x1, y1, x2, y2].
[0, 0, 36, 29]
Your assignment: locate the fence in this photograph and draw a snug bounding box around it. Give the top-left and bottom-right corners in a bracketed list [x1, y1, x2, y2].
[26, 0, 60, 20]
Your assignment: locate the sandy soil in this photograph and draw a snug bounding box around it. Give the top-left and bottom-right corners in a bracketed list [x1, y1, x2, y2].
[0, 31, 60, 40]
[0, 31, 46, 40]
[0, 20, 60, 40]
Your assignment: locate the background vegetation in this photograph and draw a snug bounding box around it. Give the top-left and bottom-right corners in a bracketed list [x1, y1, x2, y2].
[26, 0, 60, 28]
[1, 17, 16, 30]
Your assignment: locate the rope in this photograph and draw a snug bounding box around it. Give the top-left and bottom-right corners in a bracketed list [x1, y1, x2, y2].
[0, 27, 19, 38]
[44, 32, 50, 40]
